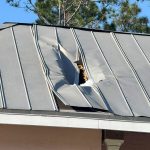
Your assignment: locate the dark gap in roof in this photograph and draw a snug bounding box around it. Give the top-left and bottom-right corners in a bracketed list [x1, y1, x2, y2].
[76, 57, 88, 85]
[52, 89, 107, 113]
[53, 92, 74, 111]
[77, 64, 88, 85]
[71, 106, 109, 113]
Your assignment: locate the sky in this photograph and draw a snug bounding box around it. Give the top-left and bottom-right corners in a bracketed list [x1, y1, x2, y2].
[0, 0, 150, 24]
[0, 0, 37, 24]
[136, 0, 150, 17]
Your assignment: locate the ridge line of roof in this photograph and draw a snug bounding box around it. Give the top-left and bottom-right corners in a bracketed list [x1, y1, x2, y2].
[0, 23, 18, 31]
[3, 22, 150, 36]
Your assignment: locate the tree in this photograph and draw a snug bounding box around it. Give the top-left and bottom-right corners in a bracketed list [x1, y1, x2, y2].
[35, 0, 99, 27]
[112, 0, 150, 33]
[6, 0, 150, 33]
[6, 0, 120, 28]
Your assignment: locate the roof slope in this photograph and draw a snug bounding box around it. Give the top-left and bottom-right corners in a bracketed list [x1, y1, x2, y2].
[0, 23, 150, 117]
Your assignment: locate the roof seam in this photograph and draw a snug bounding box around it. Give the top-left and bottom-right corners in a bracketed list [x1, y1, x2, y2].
[31, 25, 58, 111]
[131, 34, 150, 64]
[55, 27, 92, 108]
[92, 31, 134, 116]
[111, 32, 150, 104]
[71, 28, 112, 112]
[11, 27, 32, 110]
[0, 71, 6, 108]
[35, 26, 72, 106]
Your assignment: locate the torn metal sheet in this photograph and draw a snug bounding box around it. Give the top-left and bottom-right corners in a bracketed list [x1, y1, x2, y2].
[35, 25, 107, 110]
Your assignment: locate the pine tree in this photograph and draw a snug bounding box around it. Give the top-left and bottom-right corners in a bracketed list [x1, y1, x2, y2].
[113, 1, 150, 33]
[6, 0, 150, 33]
[6, 0, 119, 28]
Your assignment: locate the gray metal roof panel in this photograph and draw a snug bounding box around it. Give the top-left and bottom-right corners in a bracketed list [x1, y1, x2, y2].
[0, 23, 16, 30]
[134, 35, 150, 63]
[0, 28, 30, 109]
[1, 24, 150, 117]
[74, 29, 133, 116]
[13, 25, 57, 111]
[94, 32, 150, 116]
[35, 25, 104, 109]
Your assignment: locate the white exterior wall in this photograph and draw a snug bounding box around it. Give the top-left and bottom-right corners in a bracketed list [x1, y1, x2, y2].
[0, 125, 102, 150]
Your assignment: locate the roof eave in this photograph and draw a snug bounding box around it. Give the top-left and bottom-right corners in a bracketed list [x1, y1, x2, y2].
[0, 111, 150, 133]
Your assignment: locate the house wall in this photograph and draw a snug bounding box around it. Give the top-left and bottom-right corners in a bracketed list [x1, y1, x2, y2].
[120, 132, 150, 150]
[102, 131, 150, 150]
[0, 125, 102, 150]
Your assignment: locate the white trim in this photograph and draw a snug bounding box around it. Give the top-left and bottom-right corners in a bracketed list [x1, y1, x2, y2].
[0, 113, 99, 129]
[99, 119, 150, 133]
[0, 113, 150, 133]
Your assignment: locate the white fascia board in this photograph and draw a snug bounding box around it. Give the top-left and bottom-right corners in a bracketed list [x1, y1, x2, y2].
[99, 119, 150, 133]
[0, 113, 150, 133]
[0, 113, 99, 129]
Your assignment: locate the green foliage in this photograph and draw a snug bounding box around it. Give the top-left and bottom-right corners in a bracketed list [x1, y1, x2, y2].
[6, 0, 120, 28]
[36, 0, 99, 27]
[6, 0, 150, 33]
[35, 0, 120, 28]
[113, 0, 150, 33]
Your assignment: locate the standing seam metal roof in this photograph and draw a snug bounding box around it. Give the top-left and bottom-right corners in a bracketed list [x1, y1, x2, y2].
[0, 23, 150, 117]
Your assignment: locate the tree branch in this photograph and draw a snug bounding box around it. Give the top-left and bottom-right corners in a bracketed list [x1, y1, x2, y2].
[26, 0, 51, 25]
[65, 1, 76, 11]
[66, 0, 83, 24]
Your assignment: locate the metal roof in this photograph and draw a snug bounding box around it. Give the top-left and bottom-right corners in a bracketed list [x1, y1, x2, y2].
[1, 23, 150, 117]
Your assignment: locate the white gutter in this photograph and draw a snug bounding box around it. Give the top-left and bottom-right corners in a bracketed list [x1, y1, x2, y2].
[0, 113, 150, 133]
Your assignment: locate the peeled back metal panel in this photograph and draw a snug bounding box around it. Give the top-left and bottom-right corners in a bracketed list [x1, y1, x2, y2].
[115, 33, 150, 100]
[74, 29, 133, 116]
[36, 26, 92, 108]
[94, 32, 150, 116]
[13, 25, 56, 111]
[79, 85, 108, 109]
[56, 28, 78, 84]
[56, 28, 77, 61]
[0, 28, 30, 109]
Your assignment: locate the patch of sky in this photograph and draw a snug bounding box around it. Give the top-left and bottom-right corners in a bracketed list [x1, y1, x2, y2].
[0, 0, 37, 24]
